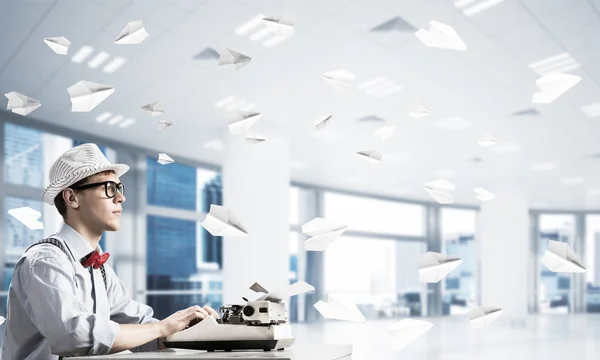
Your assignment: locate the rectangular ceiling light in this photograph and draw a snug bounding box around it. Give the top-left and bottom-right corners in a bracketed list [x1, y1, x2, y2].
[454, 0, 507, 16]
[118, 118, 136, 128]
[215, 96, 257, 111]
[356, 77, 403, 98]
[236, 13, 291, 47]
[106, 115, 124, 126]
[96, 111, 113, 123]
[581, 103, 600, 118]
[103, 56, 127, 73]
[71, 45, 94, 63]
[87, 51, 110, 69]
[528, 52, 580, 76]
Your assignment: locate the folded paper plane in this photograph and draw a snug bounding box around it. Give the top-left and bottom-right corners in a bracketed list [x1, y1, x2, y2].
[44, 37, 71, 55]
[262, 16, 295, 37]
[201, 204, 248, 237]
[313, 293, 366, 323]
[415, 21, 467, 51]
[229, 111, 261, 135]
[301, 217, 348, 251]
[419, 251, 462, 283]
[322, 69, 355, 93]
[157, 153, 174, 165]
[477, 134, 497, 148]
[4, 92, 41, 116]
[141, 100, 165, 117]
[532, 72, 581, 104]
[422, 179, 455, 204]
[409, 105, 429, 118]
[218, 48, 252, 70]
[252, 281, 315, 302]
[67, 81, 115, 112]
[467, 306, 503, 328]
[115, 20, 149, 44]
[8, 206, 44, 230]
[373, 125, 396, 141]
[157, 120, 172, 130]
[357, 150, 383, 165]
[474, 187, 496, 202]
[315, 114, 333, 129]
[540, 240, 586, 273]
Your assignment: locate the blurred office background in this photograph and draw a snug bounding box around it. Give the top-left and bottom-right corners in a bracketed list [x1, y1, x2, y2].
[1, 0, 600, 358]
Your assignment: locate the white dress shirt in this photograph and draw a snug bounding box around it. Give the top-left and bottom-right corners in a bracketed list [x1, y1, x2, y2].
[1, 223, 160, 359]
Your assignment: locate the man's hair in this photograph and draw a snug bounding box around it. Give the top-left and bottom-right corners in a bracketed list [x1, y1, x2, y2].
[54, 170, 116, 218]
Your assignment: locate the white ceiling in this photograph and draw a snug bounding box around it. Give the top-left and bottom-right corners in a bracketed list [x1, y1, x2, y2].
[2, 0, 600, 209]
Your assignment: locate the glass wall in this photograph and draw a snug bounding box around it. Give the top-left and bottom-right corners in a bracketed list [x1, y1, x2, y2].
[441, 208, 478, 315]
[585, 215, 600, 313]
[145, 158, 223, 319]
[537, 214, 576, 314]
[322, 192, 428, 319]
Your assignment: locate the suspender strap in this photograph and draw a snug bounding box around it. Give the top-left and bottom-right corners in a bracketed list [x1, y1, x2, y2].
[26, 238, 108, 291]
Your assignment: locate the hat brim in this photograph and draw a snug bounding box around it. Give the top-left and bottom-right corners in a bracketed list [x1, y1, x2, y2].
[42, 163, 130, 205]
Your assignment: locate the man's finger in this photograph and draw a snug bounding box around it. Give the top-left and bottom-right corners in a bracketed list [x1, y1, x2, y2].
[203, 305, 220, 318]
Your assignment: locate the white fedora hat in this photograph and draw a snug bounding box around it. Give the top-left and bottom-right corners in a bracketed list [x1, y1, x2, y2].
[42, 143, 130, 205]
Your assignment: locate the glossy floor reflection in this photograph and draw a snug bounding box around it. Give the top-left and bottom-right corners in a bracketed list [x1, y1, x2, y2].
[292, 314, 600, 360]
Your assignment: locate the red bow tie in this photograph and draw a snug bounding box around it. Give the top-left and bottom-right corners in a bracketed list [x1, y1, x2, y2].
[81, 251, 110, 269]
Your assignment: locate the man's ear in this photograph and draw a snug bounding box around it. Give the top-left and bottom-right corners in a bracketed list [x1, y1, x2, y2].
[63, 189, 80, 209]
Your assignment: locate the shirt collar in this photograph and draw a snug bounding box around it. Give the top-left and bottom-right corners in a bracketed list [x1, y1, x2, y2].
[59, 223, 104, 261]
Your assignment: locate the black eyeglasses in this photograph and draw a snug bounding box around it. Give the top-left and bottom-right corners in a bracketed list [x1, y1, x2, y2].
[71, 181, 125, 199]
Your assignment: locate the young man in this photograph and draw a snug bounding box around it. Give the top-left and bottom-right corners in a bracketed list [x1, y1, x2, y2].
[2, 143, 219, 359]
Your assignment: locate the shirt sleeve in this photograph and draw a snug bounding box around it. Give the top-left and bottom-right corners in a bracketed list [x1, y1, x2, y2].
[23, 256, 120, 356]
[104, 265, 161, 352]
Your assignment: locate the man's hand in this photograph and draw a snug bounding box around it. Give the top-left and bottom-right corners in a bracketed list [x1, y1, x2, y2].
[157, 305, 221, 338]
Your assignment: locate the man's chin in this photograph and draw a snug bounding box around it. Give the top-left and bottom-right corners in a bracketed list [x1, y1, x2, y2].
[105, 222, 120, 232]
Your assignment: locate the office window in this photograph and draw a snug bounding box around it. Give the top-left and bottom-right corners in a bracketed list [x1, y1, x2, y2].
[324, 236, 425, 318]
[4, 123, 44, 188]
[585, 215, 600, 313]
[323, 192, 425, 236]
[198, 171, 223, 268]
[538, 214, 575, 314]
[441, 208, 477, 315]
[289, 232, 300, 322]
[289, 187, 300, 225]
[147, 157, 197, 211]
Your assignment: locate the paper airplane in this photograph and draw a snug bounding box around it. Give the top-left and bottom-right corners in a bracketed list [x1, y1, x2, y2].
[8, 207, 44, 230]
[0, 316, 4, 326]
[387, 319, 434, 350]
[43, 37, 71, 55]
[201, 204, 248, 237]
[314, 114, 333, 129]
[409, 105, 429, 118]
[373, 125, 396, 141]
[157, 153, 174, 165]
[141, 100, 165, 117]
[301, 217, 348, 251]
[67, 81, 115, 112]
[540, 240, 586, 273]
[115, 20, 149, 44]
[474, 187, 496, 202]
[532, 72, 581, 104]
[477, 134, 497, 148]
[157, 120, 172, 130]
[4, 92, 41, 116]
[218, 48, 252, 70]
[467, 306, 503, 328]
[245, 135, 267, 144]
[262, 16, 295, 37]
[422, 179, 455, 204]
[322, 69, 355, 93]
[419, 251, 462, 283]
[228, 111, 261, 135]
[313, 293, 366, 322]
[357, 150, 383, 165]
[415, 21, 467, 51]
[253, 281, 315, 303]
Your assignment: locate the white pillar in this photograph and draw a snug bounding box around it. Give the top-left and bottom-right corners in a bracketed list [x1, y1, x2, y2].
[222, 136, 290, 304]
[477, 182, 529, 321]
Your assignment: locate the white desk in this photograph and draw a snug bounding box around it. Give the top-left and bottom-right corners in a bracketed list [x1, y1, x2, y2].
[68, 345, 352, 360]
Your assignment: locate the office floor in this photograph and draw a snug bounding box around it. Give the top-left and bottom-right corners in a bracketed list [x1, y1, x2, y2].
[292, 314, 600, 360]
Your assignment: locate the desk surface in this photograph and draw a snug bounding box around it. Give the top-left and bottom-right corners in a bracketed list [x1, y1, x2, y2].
[68, 344, 352, 360]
